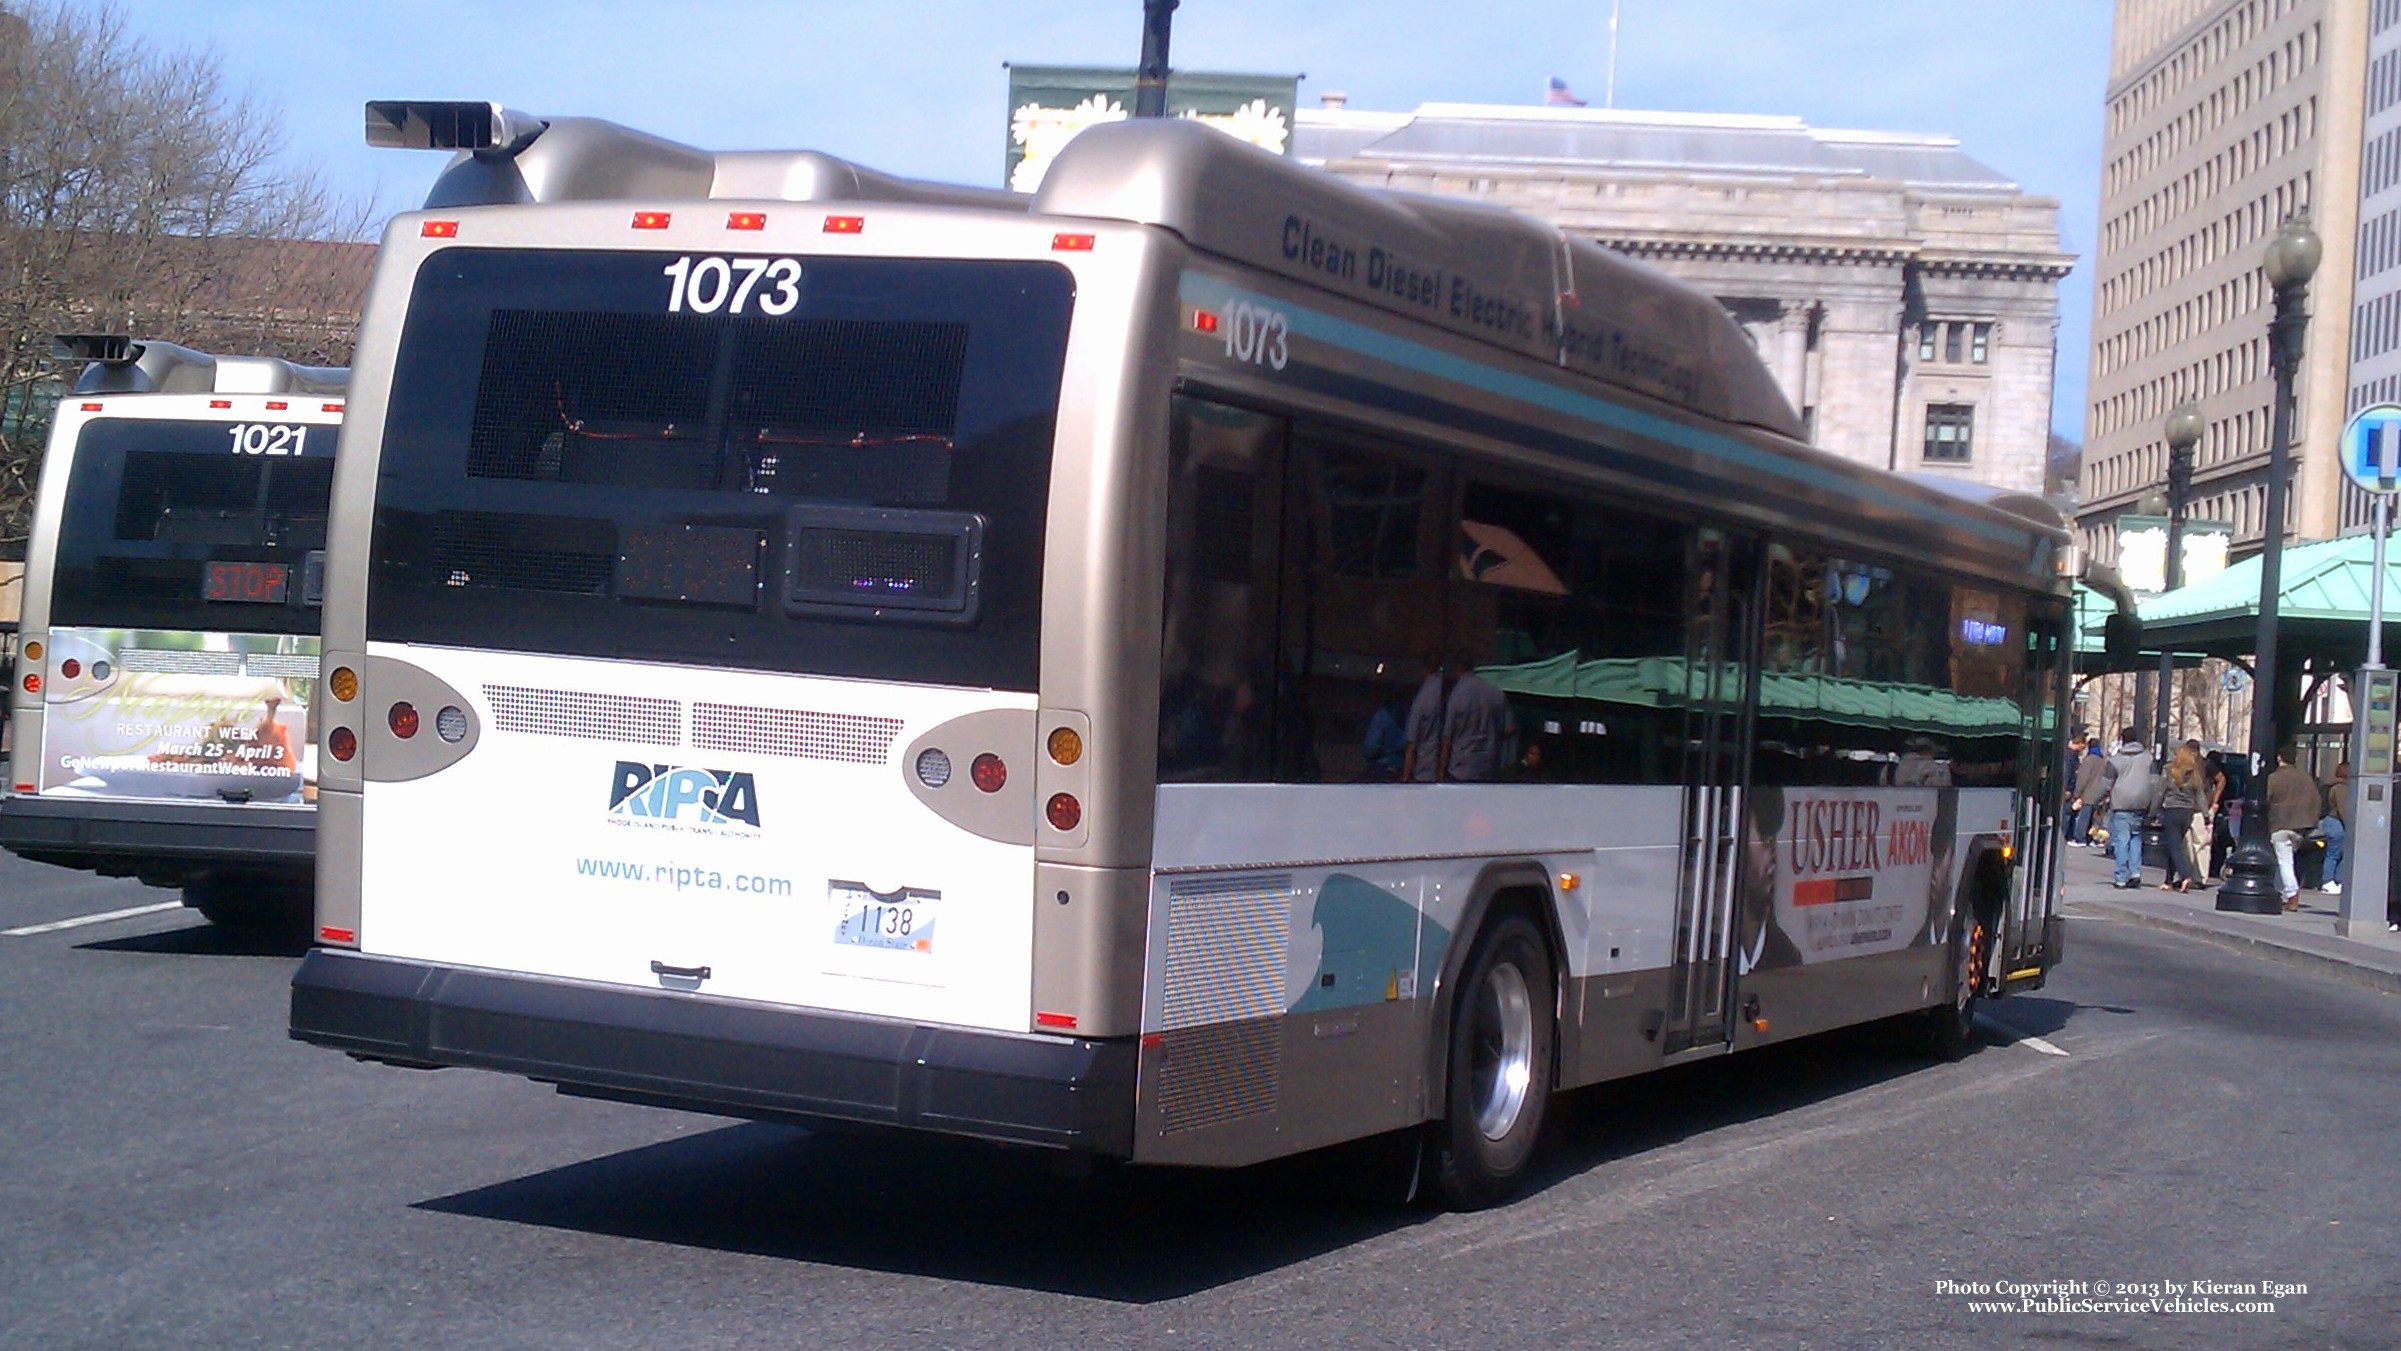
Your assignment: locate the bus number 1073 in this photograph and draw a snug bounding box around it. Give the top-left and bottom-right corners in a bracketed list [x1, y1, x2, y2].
[662, 256, 803, 316]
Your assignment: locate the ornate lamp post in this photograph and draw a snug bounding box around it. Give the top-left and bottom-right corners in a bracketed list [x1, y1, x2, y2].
[2152, 405, 2204, 757]
[2220, 217, 2322, 914]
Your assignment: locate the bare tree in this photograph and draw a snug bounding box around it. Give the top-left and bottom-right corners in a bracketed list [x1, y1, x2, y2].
[0, 2, 370, 558]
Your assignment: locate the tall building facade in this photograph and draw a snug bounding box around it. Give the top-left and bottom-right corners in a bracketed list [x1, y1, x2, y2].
[2081, 0, 2370, 561]
[1294, 103, 2073, 493]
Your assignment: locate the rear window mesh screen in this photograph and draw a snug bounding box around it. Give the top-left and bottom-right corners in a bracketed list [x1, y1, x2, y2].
[467, 310, 717, 482]
[434, 510, 615, 594]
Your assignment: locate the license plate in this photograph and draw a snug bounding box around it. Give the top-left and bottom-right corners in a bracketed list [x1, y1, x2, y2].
[830, 881, 937, 952]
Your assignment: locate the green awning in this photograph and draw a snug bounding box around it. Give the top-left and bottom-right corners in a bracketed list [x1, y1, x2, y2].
[1477, 654, 2025, 737]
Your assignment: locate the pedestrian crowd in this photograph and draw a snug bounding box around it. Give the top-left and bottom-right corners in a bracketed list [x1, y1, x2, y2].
[2064, 727, 2383, 925]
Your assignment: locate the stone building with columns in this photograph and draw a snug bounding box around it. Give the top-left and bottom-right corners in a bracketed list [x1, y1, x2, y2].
[1293, 100, 2074, 492]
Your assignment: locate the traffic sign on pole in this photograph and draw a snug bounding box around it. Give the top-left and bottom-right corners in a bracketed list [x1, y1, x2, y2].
[2340, 403, 2401, 496]
[2340, 404, 2401, 933]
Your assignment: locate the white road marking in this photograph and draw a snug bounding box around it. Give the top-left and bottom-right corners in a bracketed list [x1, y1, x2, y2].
[2, 900, 184, 936]
[1975, 1010, 2071, 1056]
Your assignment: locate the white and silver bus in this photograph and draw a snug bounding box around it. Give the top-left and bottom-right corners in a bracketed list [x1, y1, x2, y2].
[4, 337, 344, 928]
[292, 102, 2081, 1206]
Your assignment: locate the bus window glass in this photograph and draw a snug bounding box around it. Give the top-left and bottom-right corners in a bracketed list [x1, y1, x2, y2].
[1159, 397, 1284, 782]
[369, 251, 1073, 690]
[1277, 432, 1439, 782]
[1453, 477, 1692, 785]
[50, 418, 332, 635]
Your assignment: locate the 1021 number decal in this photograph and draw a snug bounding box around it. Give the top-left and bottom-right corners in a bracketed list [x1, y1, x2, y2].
[225, 424, 309, 456]
[662, 256, 802, 315]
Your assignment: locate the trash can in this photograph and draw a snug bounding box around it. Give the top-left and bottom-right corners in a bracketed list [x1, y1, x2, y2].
[2142, 822, 2168, 870]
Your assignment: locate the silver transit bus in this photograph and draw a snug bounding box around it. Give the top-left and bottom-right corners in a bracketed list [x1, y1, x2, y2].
[4, 337, 344, 929]
[290, 101, 2076, 1206]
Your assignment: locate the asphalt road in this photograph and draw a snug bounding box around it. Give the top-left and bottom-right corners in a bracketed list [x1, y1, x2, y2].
[4, 850, 2397, 1350]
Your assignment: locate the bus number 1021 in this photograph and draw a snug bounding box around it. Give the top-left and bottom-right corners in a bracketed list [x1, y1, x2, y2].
[226, 424, 309, 457]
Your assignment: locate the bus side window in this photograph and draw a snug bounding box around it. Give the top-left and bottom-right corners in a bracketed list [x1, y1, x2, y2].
[1277, 430, 1441, 783]
[1159, 397, 1285, 783]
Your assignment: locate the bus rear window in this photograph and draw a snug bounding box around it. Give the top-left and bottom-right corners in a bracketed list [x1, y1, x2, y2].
[49, 419, 334, 635]
[368, 250, 1074, 690]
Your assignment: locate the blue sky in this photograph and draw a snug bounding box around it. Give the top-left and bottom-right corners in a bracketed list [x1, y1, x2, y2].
[103, 0, 2111, 437]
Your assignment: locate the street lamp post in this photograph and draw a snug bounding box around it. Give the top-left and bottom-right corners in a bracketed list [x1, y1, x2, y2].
[2154, 405, 2204, 758]
[2220, 217, 2323, 914]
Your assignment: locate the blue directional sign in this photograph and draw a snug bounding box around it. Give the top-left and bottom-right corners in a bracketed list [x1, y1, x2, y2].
[2342, 403, 2401, 495]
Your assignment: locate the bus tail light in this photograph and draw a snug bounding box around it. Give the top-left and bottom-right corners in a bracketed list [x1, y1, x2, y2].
[59, 659, 79, 679]
[329, 727, 357, 761]
[970, 753, 1006, 793]
[388, 702, 419, 739]
[21, 674, 38, 694]
[1046, 793, 1081, 832]
[328, 666, 357, 702]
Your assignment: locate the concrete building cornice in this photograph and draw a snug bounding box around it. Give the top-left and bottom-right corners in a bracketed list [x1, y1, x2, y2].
[1597, 235, 1918, 267]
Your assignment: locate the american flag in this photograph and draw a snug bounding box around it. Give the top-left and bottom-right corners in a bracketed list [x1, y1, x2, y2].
[1546, 76, 1587, 107]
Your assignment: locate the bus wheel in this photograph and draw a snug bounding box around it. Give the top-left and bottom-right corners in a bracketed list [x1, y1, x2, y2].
[1428, 913, 1555, 1210]
[183, 872, 310, 934]
[1922, 910, 1987, 1062]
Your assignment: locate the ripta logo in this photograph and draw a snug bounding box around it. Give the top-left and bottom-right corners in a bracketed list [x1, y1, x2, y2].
[608, 762, 761, 828]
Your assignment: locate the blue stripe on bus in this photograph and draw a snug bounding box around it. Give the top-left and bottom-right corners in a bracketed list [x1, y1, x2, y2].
[1182, 276, 2030, 550]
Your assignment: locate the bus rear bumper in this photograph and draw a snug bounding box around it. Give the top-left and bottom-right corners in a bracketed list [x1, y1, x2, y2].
[289, 949, 1137, 1155]
[0, 795, 313, 873]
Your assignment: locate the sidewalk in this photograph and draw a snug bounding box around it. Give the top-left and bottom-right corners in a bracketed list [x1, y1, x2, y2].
[2058, 838, 2401, 996]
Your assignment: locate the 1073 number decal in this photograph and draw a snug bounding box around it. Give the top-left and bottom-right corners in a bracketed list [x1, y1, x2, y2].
[662, 256, 802, 315]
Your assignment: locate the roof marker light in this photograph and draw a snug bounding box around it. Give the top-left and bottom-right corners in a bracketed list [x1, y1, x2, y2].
[265, 400, 288, 411]
[1191, 309, 1219, 334]
[320, 926, 357, 945]
[1052, 232, 1096, 251]
[632, 210, 672, 230]
[727, 211, 767, 231]
[421, 220, 459, 238]
[1035, 1011, 1078, 1030]
[208, 399, 231, 409]
[823, 215, 865, 234]
[323, 403, 344, 413]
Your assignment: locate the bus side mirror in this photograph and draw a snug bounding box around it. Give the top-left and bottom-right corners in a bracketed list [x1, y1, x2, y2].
[2104, 613, 2142, 667]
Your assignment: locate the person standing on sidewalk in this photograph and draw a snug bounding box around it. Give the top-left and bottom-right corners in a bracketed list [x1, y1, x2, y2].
[2072, 738, 2114, 850]
[2265, 746, 2321, 911]
[2157, 741, 2206, 893]
[2318, 760, 2350, 895]
[2105, 728, 2156, 889]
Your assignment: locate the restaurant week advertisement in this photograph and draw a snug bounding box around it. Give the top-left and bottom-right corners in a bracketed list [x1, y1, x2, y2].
[36, 628, 316, 803]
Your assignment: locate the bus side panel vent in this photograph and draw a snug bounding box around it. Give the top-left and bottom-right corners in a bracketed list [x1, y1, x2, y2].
[1158, 872, 1291, 1134]
[482, 684, 682, 746]
[691, 702, 904, 765]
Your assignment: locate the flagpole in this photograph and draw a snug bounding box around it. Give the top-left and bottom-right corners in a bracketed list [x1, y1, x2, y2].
[1606, 0, 1620, 109]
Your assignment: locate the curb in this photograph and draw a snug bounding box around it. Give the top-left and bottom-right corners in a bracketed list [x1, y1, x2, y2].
[2064, 899, 2401, 998]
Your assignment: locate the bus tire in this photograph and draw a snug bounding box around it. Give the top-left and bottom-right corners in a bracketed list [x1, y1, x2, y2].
[183, 872, 310, 934]
[1427, 912, 1555, 1210]
[1921, 908, 1987, 1062]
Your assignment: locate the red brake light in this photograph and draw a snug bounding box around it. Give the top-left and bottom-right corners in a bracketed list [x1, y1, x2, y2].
[727, 211, 766, 230]
[1052, 233, 1096, 251]
[1046, 793, 1082, 832]
[388, 702, 420, 739]
[421, 220, 460, 238]
[970, 753, 1007, 793]
[59, 658, 80, 679]
[21, 674, 38, 693]
[328, 727, 356, 761]
[632, 211, 671, 230]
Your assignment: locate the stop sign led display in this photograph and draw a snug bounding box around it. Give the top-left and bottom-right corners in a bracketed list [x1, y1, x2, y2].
[203, 560, 290, 604]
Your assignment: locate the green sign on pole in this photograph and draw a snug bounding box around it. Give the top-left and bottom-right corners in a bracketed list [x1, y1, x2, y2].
[1004, 64, 1300, 192]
